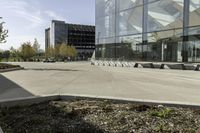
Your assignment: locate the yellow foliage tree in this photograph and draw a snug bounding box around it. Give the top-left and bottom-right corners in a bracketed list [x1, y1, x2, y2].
[54, 44, 61, 58]
[19, 42, 35, 61]
[45, 45, 55, 58]
[59, 43, 77, 60]
[59, 43, 69, 59]
[68, 46, 77, 58]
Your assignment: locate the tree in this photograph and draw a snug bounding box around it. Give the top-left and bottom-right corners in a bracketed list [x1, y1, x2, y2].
[0, 17, 8, 43]
[59, 43, 69, 60]
[2, 50, 10, 61]
[54, 44, 61, 59]
[10, 47, 21, 61]
[10, 46, 16, 58]
[19, 42, 35, 61]
[45, 45, 55, 58]
[0, 50, 3, 61]
[37, 49, 45, 57]
[59, 43, 77, 61]
[68, 46, 77, 58]
[32, 38, 40, 54]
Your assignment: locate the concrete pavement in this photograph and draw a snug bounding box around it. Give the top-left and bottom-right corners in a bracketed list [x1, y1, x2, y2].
[0, 62, 200, 105]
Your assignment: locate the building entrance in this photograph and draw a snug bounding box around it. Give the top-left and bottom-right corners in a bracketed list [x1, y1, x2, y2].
[162, 41, 182, 62]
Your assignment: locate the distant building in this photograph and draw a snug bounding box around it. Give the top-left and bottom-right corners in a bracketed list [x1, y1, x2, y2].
[45, 28, 50, 52]
[45, 20, 95, 60]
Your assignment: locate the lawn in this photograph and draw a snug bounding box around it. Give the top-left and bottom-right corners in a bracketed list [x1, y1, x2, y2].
[0, 99, 200, 133]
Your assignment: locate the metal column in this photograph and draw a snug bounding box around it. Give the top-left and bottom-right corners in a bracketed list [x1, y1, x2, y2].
[142, 0, 148, 61]
[114, 0, 117, 59]
[182, 0, 190, 62]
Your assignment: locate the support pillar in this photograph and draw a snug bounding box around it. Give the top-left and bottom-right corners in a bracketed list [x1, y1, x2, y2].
[142, 0, 148, 61]
[182, 0, 190, 62]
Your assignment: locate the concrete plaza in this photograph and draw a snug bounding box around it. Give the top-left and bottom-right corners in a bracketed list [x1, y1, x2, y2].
[0, 62, 200, 105]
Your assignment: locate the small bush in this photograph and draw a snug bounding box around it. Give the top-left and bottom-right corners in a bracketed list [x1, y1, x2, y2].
[149, 108, 173, 118]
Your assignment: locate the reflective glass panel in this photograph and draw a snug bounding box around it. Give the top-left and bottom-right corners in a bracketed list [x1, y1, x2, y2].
[147, 0, 184, 32]
[189, 0, 200, 26]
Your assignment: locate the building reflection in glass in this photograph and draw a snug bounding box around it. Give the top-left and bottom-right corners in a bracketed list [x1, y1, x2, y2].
[95, 0, 200, 63]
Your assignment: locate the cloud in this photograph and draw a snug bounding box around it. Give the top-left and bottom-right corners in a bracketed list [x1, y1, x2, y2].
[0, 0, 67, 29]
[17, 10, 44, 24]
[0, 0, 67, 50]
[44, 10, 67, 21]
[0, 0, 45, 29]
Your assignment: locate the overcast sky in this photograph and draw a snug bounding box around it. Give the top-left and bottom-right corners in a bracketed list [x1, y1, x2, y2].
[0, 0, 95, 50]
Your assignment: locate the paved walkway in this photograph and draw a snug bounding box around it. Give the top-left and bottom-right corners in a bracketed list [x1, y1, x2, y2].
[0, 62, 200, 105]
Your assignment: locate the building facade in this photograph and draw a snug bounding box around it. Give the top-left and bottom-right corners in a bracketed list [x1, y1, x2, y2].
[45, 20, 95, 59]
[45, 28, 50, 52]
[95, 0, 200, 62]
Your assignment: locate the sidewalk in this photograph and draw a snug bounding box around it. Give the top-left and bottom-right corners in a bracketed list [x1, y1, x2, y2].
[1, 62, 200, 105]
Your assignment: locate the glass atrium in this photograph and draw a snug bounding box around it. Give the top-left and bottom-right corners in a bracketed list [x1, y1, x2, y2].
[95, 0, 200, 62]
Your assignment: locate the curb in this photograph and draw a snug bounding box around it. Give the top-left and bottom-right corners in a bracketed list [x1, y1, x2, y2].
[0, 67, 24, 73]
[0, 95, 60, 107]
[1, 94, 200, 109]
[60, 94, 200, 109]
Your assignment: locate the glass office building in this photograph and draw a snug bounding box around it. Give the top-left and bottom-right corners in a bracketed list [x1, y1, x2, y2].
[45, 20, 95, 60]
[95, 0, 200, 62]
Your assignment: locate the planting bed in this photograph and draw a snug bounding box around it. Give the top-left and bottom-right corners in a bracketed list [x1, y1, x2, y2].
[0, 99, 200, 133]
[0, 63, 21, 70]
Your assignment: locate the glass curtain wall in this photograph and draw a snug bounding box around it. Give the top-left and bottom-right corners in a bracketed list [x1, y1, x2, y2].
[147, 0, 184, 62]
[95, 0, 116, 59]
[95, 0, 200, 62]
[187, 0, 200, 62]
[115, 0, 143, 60]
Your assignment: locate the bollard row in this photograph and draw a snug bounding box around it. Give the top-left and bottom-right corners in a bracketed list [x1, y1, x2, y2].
[91, 60, 200, 71]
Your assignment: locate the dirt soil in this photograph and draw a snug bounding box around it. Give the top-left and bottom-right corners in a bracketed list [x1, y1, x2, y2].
[0, 99, 200, 133]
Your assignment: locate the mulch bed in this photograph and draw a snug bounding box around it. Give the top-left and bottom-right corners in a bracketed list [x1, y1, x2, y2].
[0, 63, 21, 70]
[0, 99, 200, 133]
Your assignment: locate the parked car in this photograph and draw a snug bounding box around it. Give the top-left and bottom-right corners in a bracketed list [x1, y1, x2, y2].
[43, 58, 56, 63]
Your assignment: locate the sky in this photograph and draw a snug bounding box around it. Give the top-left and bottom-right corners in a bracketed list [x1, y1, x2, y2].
[0, 0, 95, 50]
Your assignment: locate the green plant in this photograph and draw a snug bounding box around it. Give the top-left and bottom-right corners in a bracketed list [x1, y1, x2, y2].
[155, 122, 168, 132]
[149, 108, 172, 118]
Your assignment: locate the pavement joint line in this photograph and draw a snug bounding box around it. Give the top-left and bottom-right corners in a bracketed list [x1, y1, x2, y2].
[1, 94, 200, 109]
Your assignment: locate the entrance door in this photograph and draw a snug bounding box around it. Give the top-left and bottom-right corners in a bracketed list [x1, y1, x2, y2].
[163, 41, 179, 62]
